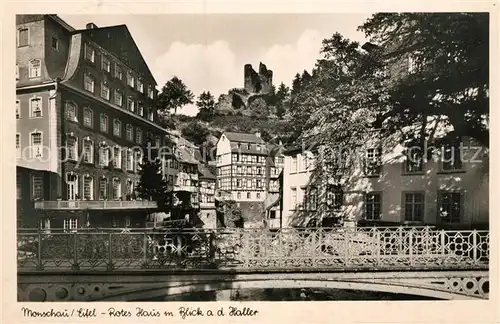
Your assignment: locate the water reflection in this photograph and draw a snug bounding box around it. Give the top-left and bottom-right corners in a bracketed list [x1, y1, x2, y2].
[139, 288, 437, 301]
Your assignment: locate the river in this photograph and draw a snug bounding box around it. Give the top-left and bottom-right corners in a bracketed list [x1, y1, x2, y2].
[138, 288, 436, 301]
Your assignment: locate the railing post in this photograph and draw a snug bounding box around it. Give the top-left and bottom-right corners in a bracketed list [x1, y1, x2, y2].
[398, 227, 403, 255]
[72, 232, 79, 270]
[440, 230, 446, 265]
[472, 230, 478, 265]
[344, 229, 350, 267]
[142, 233, 148, 268]
[375, 229, 381, 267]
[409, 229, 413, 267]
[107, 233, 114, 270]
[208, 232, 215, 266]
[37, 230, 43, 270]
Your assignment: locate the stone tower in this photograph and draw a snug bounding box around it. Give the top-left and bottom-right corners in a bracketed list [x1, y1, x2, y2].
[243, 62, 273, 94]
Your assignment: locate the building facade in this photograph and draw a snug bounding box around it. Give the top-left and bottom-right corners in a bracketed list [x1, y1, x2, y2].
[162, 133, 200, 224]
[16, 15, 165, 229]
[281, 134, 489, 229]
[198, 164, 217, 229]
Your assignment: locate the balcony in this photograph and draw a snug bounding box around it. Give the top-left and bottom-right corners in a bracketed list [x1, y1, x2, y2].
[173, 185, 198, 193]
[200, 202, 215, 209]
[34, 200, 158, 210]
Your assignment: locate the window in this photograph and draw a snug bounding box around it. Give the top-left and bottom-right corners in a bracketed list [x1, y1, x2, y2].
[257, 193, 261, 199]
[99, 178, 108, 200]
[66, 136, 78, 161]
[256, 180, 262, 188]
[16, 100, 20, 119]
[102, 56, 110, 72]
[442, 141, 463, 171]
[84, 73, 95, 93]
[100, 114, 108, 133]
[98, 145, 109, 167]
[326, 185, 343, 212]
[32, 174, 43, 200]
[83, 175, 93, 200]
[147, 110, 154, 121]
[114, 63, 122, 80]
[113, 119, 121, 137]
[85, 43, 95, 62]
[100, 82, 110, 100]
[137, 102, 144, 116]
[135, 128, 142, 144]
[30, 132, 43, 158]
[18, 28, 29, 47]
[237, 166, 242, 175]
[365, 192, 381, 220]
[236, 179, 241, 188]
[83, 108, 93, 127]
[247, 192, 251, 199]
[365, 147, 382, 176]
[127, 71, 135, 88]
[127, 97, 135, 112]
[148, 86, 154, 99]
[270, 210, 276, 219]
[137, 79, 144, 93]
[113, 146, 122, 168]
[63, 218, 78, 231]
[237, 192, 241, 199]
[29, 97, 43, 118]
[125, 215, 131, 227]
[112, 178, 121, 200]
[29, 60, 42, 78]
[126, 150, 134, 171]
[16, 134, 21, 158]
[405, 146, 424, 173]
[291, 187, 297, 210]
[51, 36, 58, 50]
[82, 138, 94, 163]
[439, 192, 461, 223]
[403, 192, 424, 222]
[114, 89, 122, 106]
[126, 124, 133, 141]
[65, 102, 76, 121]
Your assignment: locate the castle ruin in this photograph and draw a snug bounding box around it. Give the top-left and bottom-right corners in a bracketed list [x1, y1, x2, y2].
[244, 62, 273, 94]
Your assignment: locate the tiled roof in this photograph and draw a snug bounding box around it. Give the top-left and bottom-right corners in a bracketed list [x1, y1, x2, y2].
[224, 132, 265, 144]
[198, 164, 216, 180]
[176, 147, 199, 165]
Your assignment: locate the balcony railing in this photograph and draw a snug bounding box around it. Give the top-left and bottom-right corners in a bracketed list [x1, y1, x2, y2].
[173, 185, 198, 192]
[34, 200, 158, 210]
[200, 202, 215, 209]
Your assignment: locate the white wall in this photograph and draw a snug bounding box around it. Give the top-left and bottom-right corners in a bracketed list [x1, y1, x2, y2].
[282, 137, 489, 228]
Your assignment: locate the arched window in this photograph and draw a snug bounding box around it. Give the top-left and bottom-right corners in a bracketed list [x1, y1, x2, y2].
[83, 175, 94, 200]
[65, 102, 77, 121]
[82, 137, 94, 164]
[66, 134, 78, 161]
[99, 177, 108, 200]
[29, 59, 41, 78]
[30, 96, 42, 118]
[112, 178, 121, 200]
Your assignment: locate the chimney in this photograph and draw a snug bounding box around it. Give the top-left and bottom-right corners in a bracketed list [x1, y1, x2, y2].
[86, 22, 98, 30]
[255, 132, 261, 138]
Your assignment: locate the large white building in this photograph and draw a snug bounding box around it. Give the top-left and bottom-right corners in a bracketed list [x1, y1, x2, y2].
[281, 133, 489, 229]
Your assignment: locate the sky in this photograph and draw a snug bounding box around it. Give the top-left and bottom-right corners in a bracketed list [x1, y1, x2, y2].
[60, 14, 372, 115]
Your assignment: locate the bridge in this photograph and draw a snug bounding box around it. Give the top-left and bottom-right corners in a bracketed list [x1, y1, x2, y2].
[17, 226, 489, 301]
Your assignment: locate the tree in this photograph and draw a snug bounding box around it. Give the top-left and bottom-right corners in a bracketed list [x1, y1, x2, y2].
[136, 138, 169, 207]
[359, 13, 489, 147]
[196, 91, 216, 121]
[275, 82, 290, 119]
[291, 73, 302, 96]
[157, 76, 195, 114]
[216, 200, 244, 228]
[181, 121, 211, 146]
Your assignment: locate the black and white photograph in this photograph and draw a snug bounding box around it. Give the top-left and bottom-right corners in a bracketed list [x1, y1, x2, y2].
[14, 10, 490, 306]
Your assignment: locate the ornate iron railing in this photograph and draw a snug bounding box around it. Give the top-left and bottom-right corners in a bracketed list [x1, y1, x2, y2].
[17, 227, 489, 271]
